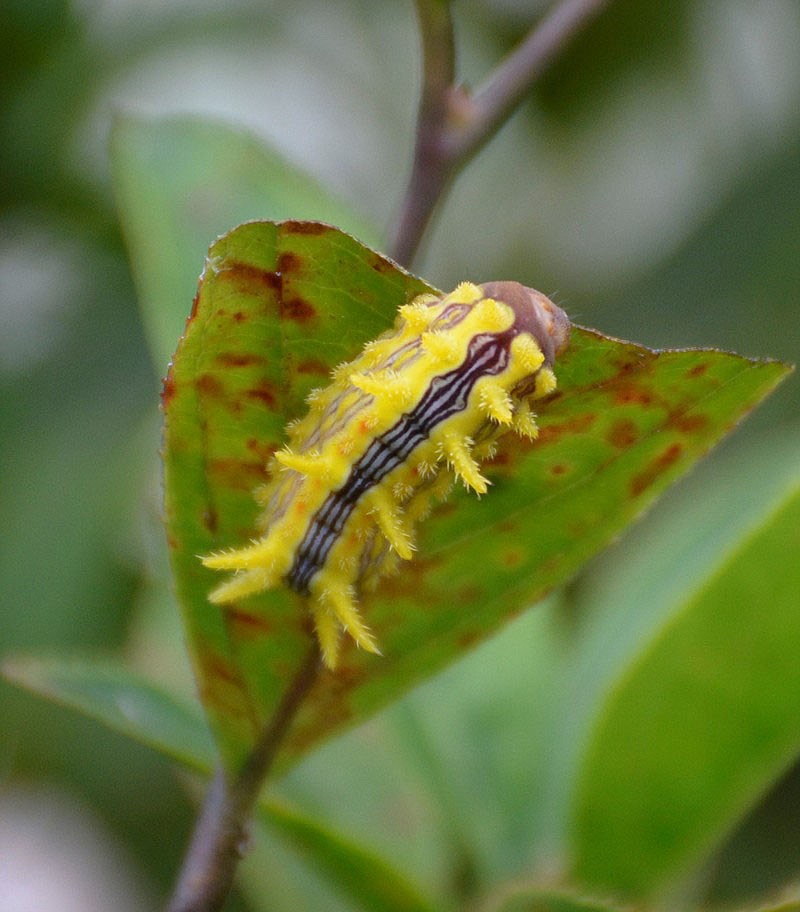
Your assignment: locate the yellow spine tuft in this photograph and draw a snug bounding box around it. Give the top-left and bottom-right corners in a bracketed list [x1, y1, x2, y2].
[512, 400, 539, 440]
[203, 537, 280, 571]
[399, 301, 436, 331]
[448, 282, 483, 304]
[312, 605, 341, 669]
[475, 297, 514, 332]
[275, 447, 328, 478]
[512, 334, 545, 373]
[439, 430, 489, 494]
[535, 367, 557, 397]
[421, 331, 459, 365]
[349, 370, 413, 408]
[208, 567, 278, 603]
[313, 583, 381, 668]
[477, 379, 514, 424]
[365, 487, 415, 559]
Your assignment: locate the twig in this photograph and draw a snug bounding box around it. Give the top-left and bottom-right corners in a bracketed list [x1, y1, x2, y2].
[388, 0, 456, 268]
[388, 0, 612, 267]
[165, 644, 321, 912]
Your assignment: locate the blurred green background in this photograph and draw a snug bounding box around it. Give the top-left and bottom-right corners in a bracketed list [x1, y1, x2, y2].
[1, 1, 798, 909]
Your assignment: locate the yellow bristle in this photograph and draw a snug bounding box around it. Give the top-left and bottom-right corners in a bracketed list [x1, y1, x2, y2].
[439, 431, 489, 494]
[478, 380, 514, 424]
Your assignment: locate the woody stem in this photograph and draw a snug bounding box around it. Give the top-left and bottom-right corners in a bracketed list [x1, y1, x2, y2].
[165, 643, 321, 912]
[388, 0, 612, 268]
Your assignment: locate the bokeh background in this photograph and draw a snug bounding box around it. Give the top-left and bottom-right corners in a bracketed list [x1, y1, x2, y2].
[1, 1, 798, 909]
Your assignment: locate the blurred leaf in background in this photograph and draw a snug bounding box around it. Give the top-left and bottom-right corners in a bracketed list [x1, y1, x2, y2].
[1, 0, 798, 910]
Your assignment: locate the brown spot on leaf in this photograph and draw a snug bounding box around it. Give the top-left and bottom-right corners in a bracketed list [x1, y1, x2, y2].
[195, 373, 225, 397]
[277, 252, 303, 274]
[189, 291, 200, 320]
[283, 221, 329, 236]
[611, 351, 652, 374]
[608, 419, 639, 449]
[202, 651, 239, 687]
[457, 629, 483, 650]
[484, 450, 511, 467]
[280, 295, 317, 324]
[296, 358, 330, 376]
[216, 352, 267, 368]
[630, 442, 683, 498]
[207, 457, 270, 488]
[368, 252, 396, 275]
[225, 606, 273, 638]
[245, 382, 279, 409]
[501, 547, 525, 568]
[221, 261, 280, 294]
[538, 413, 597, 444]
[670, 412, 709, 434]
[233, 311, 247, 323]
[550, 462, 569, 476]
[246, 438, 277, 462]
[161, 372, 176, 408]
[325, 657, 368, 689]
[203, 507, 218, 533]
[613, 383, 654, 406]
[687, 362, 710, 377]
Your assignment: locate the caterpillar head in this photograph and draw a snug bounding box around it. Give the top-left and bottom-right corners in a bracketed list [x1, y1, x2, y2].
[480, 281, 570, 367]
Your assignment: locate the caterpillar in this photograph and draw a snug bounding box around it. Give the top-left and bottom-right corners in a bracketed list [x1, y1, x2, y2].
[203, 281, 570, 668]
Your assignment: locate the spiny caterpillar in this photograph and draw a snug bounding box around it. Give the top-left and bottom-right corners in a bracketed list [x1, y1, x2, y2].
[203, 281, 570, 668]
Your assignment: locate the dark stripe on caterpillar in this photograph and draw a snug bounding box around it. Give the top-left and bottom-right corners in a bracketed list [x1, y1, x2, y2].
[202, 280, 571, 668]
[287, 331, 511, 593]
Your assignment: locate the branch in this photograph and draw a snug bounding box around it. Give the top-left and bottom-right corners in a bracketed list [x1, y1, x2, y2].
[447, 0, 611, 161]
[165, 644, 321, 912]
[388, 0, 612, 267]
[388, 0, 457, 268]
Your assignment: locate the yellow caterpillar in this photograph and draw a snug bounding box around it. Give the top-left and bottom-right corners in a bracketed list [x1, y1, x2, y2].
[203, 281, 570, 668]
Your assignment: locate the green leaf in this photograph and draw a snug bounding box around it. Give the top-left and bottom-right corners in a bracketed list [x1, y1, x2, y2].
[111, 114, 376, 371]
[162, 220, 433, 767]
[163, 219, 790, 772]
[0, 654, 438, 912]
[570, 475, 800, 896]
[0, 654, 215, 770]
[256, 802, 439, 912]
[489, 886, 624, 912]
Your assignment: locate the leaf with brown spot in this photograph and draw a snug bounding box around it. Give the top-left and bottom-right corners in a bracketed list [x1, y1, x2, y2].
[111, 115, 377, 371]
[163, 220, 791, 772]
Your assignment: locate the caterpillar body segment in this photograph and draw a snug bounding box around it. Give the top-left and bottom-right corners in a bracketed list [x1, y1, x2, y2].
[203, 281, 570, 668]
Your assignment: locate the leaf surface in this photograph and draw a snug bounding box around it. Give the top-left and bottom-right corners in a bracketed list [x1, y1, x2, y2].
[491, 888, 623, 912]
[0, 654, 437, 912]
[0, 654, 214, 770]
[256, 802, 439, 912]
[570, 477, 800, 895]
[162, 219, 790, 771]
